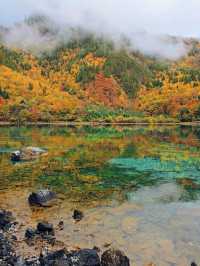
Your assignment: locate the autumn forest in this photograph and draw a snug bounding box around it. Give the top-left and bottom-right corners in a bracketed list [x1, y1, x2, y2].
[1, 15, 200, 124]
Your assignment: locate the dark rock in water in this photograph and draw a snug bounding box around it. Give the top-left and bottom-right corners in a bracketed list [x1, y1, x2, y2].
[58, 221, 64, 231]
[25, 228, 37, 239]
[73, 209, 84, 222]
[0, 210, 15, 231]
[16, 256, 41, 266]
[39, 249, 66, 265]
[101, 249, 130, 266]
[23, 256, 41, 266]
[37, 222, 54, 236]
[0, 233, 12, 258]
[40, 248, 100, 266]
[11, 150, 21, 162]
[0, 232, 17, 265]
[73, 249, 101, 266]
[11, 147, 47, 162]
[28, 190, 56, 207]
[25, 223, 55, 246]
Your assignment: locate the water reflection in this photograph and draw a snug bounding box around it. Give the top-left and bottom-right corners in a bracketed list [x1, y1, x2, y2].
[1, 125, 200, 203]
[1, 125, 200, 265]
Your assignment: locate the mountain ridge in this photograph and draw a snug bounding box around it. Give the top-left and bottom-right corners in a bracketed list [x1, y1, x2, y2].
[1, 18, 200, 123]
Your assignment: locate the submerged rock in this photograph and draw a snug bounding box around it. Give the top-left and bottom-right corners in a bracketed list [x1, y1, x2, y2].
[28, 190, 56, 207]
[40, 249, 66, 266]
[0, 210, 15, 231]
[40, 248, 101, 266]
[37, 222, 54, 236]
[101, 249, 130, 266]
[25, 223, 55, 246]
[74, 249, 101, 266]
[11, 147, 47, 162]
[11, 150, 21, 162]
[25, 228, 37, 240]
[72, 210, 84, 222]
[57, 221, 64, 231]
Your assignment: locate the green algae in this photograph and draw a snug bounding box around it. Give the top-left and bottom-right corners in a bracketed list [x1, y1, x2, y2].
[1, 125, 200, 204]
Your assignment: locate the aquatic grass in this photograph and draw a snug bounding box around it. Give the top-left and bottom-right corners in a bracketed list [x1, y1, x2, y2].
[2, 125, 200, 203]
[83, 126, 134, 141]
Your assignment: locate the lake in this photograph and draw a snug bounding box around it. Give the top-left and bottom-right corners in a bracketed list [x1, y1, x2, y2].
[1, 125, 200, 265]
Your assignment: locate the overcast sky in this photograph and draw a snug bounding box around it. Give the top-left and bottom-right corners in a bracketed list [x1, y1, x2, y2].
[0, 0, 199, 38]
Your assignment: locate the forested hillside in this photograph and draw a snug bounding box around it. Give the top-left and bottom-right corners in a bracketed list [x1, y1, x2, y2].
[1, 16, 200, 123]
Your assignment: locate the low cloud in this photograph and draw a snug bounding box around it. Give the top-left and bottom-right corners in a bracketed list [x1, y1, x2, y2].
[0, 0, 194, 59]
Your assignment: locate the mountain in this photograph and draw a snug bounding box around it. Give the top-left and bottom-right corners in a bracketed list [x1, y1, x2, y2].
[0, 19, 200, 123]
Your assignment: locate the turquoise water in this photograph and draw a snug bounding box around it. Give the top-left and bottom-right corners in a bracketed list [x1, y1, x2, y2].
[1, 125, 200, 202]
[1, 125, 200, 265]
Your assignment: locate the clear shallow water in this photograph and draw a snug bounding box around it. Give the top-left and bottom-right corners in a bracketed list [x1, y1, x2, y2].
[1, 125, 200, 265]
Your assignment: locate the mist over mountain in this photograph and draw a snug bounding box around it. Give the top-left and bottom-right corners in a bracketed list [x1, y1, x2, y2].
[1, 0, 200, 59]
[0, 7, 190, 60]
[1, 1, 200, 124]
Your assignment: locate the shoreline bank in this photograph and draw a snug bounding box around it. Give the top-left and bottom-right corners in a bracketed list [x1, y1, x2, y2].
[1, 121, 200, 127]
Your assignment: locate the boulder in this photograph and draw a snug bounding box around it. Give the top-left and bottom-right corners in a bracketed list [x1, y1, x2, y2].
[72, 210, 84, 222]
[0, 210, 15, 231]
[37, 222, 54, 236]
[11, 147, 47, 162]
[101, 249, 130, 266]
[39, 249, 67, 266]
[40, 248, 101, 266]
[28, 190, 56, 207]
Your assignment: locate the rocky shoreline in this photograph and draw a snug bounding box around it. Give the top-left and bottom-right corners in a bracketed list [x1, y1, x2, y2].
[0, 164, 198, 266]
[0, 209, 131, 266]
[0, 188, 131, 266]
[0, 207, 198, 266]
